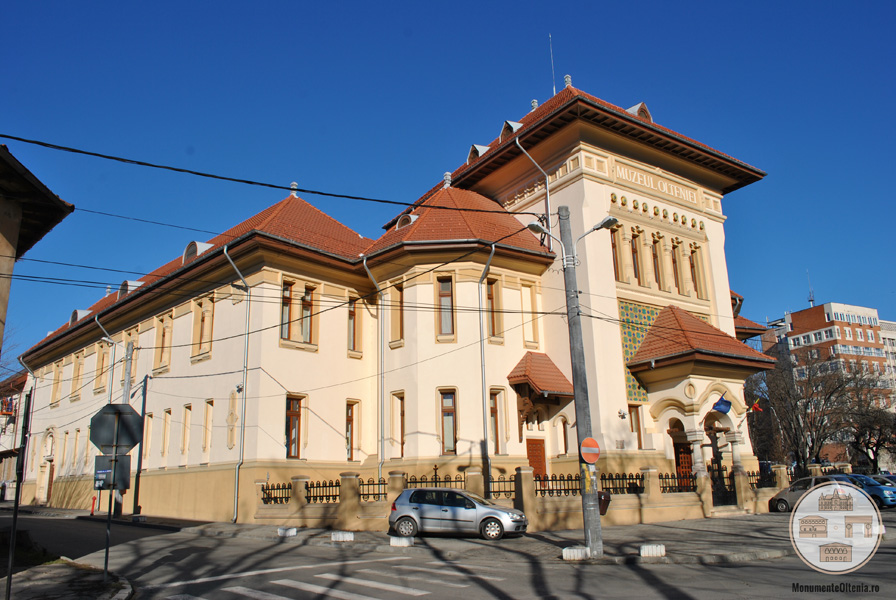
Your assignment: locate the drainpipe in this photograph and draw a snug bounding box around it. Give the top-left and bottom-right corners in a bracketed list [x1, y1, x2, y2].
[94, 317, 116, 405]
[223, 245, 250, 523]
[362, 256, 385, 480]
[478, 244, 496, 496]
[515, 137, 552, 251]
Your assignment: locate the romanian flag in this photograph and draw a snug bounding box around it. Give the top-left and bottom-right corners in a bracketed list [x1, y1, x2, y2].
[749, 401, 763, 412]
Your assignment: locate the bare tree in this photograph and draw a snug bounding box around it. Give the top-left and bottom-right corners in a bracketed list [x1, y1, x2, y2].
[747, 343, 881, 476]
[848, 401, 896, 473]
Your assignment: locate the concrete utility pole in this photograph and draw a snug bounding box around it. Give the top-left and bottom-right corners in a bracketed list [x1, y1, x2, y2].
[530, 205, 617, 558]
[114, 342, 134, 518]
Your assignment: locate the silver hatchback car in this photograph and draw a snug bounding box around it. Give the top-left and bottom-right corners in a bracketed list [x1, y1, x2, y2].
[389, 487, 528, 540]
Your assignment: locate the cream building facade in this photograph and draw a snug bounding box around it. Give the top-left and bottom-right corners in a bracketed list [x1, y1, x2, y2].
[18, 81, 774, 524]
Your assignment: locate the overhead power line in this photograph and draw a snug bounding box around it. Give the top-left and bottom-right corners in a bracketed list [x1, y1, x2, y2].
[0, 133, 540, 216]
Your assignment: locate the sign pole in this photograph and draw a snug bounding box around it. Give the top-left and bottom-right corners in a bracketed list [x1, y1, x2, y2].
[103, 412, 120, 583]
[5, 391, 32, 600]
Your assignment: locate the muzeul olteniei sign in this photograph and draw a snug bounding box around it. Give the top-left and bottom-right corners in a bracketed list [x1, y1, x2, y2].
[614, 164, 698, 205]
[790, 482, 883, 574]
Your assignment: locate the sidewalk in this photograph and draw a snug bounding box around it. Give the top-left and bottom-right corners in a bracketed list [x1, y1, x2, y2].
[2, 505, 893, 599]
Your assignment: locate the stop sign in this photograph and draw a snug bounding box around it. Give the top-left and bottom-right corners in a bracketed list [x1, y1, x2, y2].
[90, 404, 143, 455]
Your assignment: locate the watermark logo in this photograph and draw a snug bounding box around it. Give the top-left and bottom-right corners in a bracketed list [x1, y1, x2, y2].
[789, 481, 882, 574]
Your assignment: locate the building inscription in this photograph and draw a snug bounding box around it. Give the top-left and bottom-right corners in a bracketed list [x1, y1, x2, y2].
[615, 164, 698, 204]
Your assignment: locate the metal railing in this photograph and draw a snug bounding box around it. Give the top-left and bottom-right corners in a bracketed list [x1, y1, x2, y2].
[488, 475, 516, 499]
[260, 482, 291, 505]
[534, 473, 580, 497]
[305, 479, 340, 503]
[600, 472, 644, 495]
[746, 470, 777, 489]
[405, 474, 465, 489]
[659, 473, 696, 493]
[359, 477, 387, 502]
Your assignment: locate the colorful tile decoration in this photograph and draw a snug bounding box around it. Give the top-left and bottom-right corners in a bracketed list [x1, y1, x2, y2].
[618, 300, 659, 403]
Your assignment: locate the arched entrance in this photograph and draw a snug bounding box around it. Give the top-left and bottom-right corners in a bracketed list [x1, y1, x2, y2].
[668, 418, 692, 480]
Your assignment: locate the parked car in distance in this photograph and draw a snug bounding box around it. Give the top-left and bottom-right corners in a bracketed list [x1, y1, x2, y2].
[769, 476, 834, 512]
[389, 487, 528, 540]
[828, 474, 896, 509]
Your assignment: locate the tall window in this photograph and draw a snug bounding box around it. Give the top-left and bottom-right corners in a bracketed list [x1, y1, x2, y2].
[489, 391, 500, 453]
[347, 299, 359, 352]
[440, 390, 457, 455]
[345, 402, 355, 461]
[651, 239, 662, 287]
[281, 282, 293, 339]
[193, 297, 214, 356]
[394, 392, 406, 458]
[611, 229, 622, 282]
[437, 278, 454, 336]
[560, 418, 569, 454]
[162, 409, 171, 457]
[286, 396, 302, 459]
[71, 352, 83, 399]
[203, 400, 214, 452]
[628, 405, 643, 449]
[486, 280, 502, 337]
[300, 287, 314, 342]
[671, 244, 682, 293]
[521, 283, 537, 344]
[51, 361, 62, 404]
[182, 404, 192, 454]
[155, 313, 173, 370]
[143, 413, 153, 458]
[396, 285, 404, 340]
[631, 235, 642, 285]
[94, 343, 109, 391]
[689, 247, 704, 299]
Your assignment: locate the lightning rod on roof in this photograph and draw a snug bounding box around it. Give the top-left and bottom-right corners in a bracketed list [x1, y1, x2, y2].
[807, 269, 815, 307]
[549, 33, 556, 96]
[290, 182, 298, 198]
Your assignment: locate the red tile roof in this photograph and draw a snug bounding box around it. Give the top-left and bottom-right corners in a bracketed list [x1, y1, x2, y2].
[734, 315, 766, 332]
[364, 187, 547, 257]
[507, 352, 574, 397]
[629, 305, 773, 368]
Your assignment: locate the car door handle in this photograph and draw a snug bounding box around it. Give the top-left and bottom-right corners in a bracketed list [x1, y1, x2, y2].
[442, 509, 448, 512]
[412, 507, 419, 510]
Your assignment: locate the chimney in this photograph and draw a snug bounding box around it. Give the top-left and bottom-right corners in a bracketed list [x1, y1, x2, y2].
[443, 172, 452, 189]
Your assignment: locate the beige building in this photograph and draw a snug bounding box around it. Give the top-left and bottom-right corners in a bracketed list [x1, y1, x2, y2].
[17, 81, 775, 526]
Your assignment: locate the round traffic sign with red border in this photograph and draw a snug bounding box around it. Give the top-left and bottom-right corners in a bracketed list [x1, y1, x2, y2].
[581, 437, 600, 463]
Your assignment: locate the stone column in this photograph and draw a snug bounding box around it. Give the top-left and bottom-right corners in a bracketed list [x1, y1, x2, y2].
[465, 467, 484, 497]
[255, 479, 268, 506]
[772, 465, 790, 490]
[686, 429, 712, 516]
[337, 472, 361, 530]
[725, 431, 749, 509]
[387, 470, 406, 502]
[808, 464, 823, 477]
[679, 243, 695, 298]
[619, 228, 634, 285]
[835, 462, 852, 474]
[514, 466, 537, 529]
[661, 239, 676, 294]
[290, 475, 310, 509]
[640, 467, 661, 503]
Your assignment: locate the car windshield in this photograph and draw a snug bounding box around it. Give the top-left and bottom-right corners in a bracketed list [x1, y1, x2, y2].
[851, 475, 876, 485]
[463, 491, 496, 506]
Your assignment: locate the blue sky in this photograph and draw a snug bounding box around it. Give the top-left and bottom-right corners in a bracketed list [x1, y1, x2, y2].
[2, 1, 894, 361]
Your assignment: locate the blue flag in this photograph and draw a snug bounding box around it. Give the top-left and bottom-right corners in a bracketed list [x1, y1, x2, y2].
[711, 394, 731, 414]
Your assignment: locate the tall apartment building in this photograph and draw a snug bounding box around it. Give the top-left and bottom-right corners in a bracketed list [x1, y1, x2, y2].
[769, 302, 893, 407]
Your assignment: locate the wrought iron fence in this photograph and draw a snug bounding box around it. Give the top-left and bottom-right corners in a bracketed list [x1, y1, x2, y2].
[261, 482, 292, 505]
[659, 472, 696, 493]
[534, 473, 581, 497]
[746, 470, 778, 489]
[600, 472, 644, 495]
[488, 475, 516, 499]
[405, 474, 465, 489]
[305, 479, 340, 503]
[359, 477, 387, 502]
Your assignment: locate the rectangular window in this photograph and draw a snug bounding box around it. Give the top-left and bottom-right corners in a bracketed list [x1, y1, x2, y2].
[395, 285, 404, 341]
[486, 279, 502, 338]
[94, 344, 109, 392]
[143, 413, 153, 458]
[857, 329, 864, 342]
[489, 391, 500, 454]
[394, 392, 405, 458]
[825, 329, 833, 339]
[437, 277, 454, 336]
[181, 404, 192, 454]
[61, 431, 69, 470]
[286, 395, 302, 459]
[628, 405, 643, 450]
[631, 236, 642, 286]
[73, 429, 80, 470]
[192, 297, 214, 356]
[162, 409, 171, 457]
[868, 331, 875, 342]
[300, 287, 314, 343]
[521, 283, 538, 345]
[347, 298, 359, 352]
[825, 312, 832, 322]
[203, 400, 213, 452]
[671, 244, 682, 293]
[814, 332, 823, 342]
[689, 246, 705, 299]
[845, 328, 852, 340]
[802, 335, 811, 344]
[51, 361, 62, 405]
[651, 239, 662, 287]
[346, 402, 355, 461]
[281, 282, 293, 339]
[440, 390, 457, 455]
[155, 313, 173, 371]
[71, 352, 83, 399]
[611, 229, 622, 282]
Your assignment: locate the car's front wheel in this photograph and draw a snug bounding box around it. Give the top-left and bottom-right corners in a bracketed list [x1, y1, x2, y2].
[775, 499, 790, 513]
[480, 518, 504, 540]
[394, 517, 418, 537]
